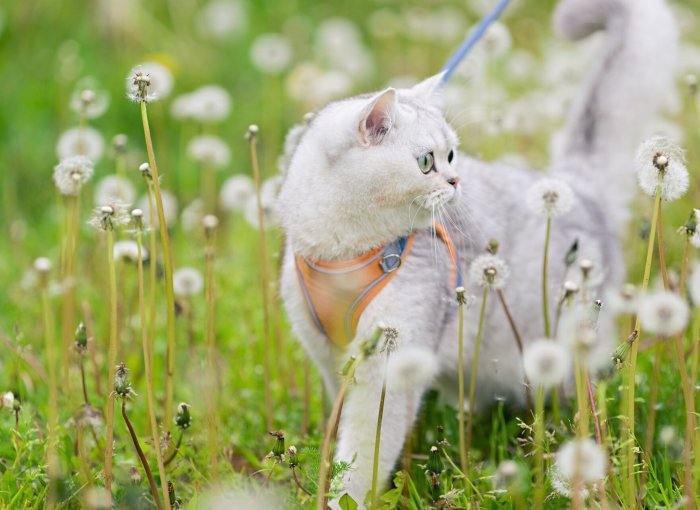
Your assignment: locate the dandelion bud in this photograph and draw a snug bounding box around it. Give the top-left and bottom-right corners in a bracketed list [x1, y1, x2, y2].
[287, 445, 299, 468]
[114, 362, 134, 398]
[341, 355, 357, 377]
[75, 322, 88, 353]
[175, 402, 192, 430]
[427, 445, 443, 476]
[89, 201, 130, 231]
[245, 124, 259, 141]
[579, 259, 593, 279]
[564, 239, 578, 267]
[138, 162, 153, 180]
[456, 286, 466, 304]
[360, 326, 385, 357]
[487, 239, 499, 255]
[268, 430, 285, 460]
[12, 397, 21, 416]
[611, 331, 637, 370]
[131, 209, 144, 229]
[112, 134, 128, 153]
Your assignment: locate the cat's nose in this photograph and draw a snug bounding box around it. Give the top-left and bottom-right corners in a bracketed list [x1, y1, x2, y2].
[447, 176, 460, 188]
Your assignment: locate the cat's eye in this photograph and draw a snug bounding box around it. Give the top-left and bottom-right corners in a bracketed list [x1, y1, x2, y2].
[417, 152, 434, 174]
[448, 149, 455, 164]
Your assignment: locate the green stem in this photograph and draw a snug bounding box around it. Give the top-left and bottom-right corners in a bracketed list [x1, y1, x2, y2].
[248, 131, 273, 431]
[625, 174, 662, 507]
[673, 333, 698, 505]
[137, 231, 171, 510]
[41, 281, 59, 510]
[466, 287, 489, 470]
[533, 386, 545, 510]
[542, 217, 551, 338]
[140, 101, 177, 427]
[205, 227, 218, 478]
[145, 181, 158, 382]
[370, 353, 389, 509]
[317, 357, 360, 510]
[104, 229, 118, 501]
[458, 292, 467, 472]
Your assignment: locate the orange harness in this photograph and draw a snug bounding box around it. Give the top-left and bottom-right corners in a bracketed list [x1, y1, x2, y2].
[294, 222, 461, 348]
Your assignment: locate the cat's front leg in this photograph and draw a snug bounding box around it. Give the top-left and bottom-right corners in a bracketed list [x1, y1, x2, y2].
[330, 349, 430, 509]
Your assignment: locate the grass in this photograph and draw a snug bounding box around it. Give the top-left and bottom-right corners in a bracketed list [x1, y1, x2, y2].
[1, 0, 700, 508]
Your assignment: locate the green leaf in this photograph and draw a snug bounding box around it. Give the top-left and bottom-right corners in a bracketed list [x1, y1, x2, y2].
[338, 492, 358, 510]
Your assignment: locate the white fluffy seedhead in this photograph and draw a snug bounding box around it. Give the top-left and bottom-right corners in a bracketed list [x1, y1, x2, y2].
[278, 74, 460, 259]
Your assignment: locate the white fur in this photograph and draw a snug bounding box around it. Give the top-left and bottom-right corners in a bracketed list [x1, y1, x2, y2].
[277, 0, 677, 506]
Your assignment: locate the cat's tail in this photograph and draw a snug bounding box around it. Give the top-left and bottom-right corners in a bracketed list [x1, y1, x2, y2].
[551, 0, 678, 228]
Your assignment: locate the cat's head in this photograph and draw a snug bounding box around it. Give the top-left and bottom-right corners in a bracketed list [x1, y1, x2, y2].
[279, 73, 461, 259]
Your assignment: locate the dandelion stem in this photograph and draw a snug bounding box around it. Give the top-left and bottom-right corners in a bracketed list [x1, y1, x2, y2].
[625, 174, 662, 507]
[247, 128, 273, 431]
[121, 398, 165, 510]
[204, 222, 219, 478]
[542, 217, 552, 337]
[140, 101, 177, 427]
[317, 356, 360, 510]
[673, 332, 699, 507]
[145, 181, 158, 389]
[61, 193, 80, 388]
[370, 353, 389, 509]
[466, 287, 489, 470]
[81, 301, 103, 397]
[41, 278, 59, 510]
[104, 229, 118, 501]
[496, 289, 532, 410]
[292, 467, 312, 496]
[136, 229, 171, 510]
[79, 356, 89, 405]
[457, 289, 468, 473]
[533, 386, 545, 510]
[163, 430, 184, 466]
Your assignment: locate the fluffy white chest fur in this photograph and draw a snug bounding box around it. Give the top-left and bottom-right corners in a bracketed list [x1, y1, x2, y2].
[277, 0, 677, 506]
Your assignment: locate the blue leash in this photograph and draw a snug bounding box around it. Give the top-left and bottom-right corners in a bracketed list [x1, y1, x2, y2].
[440, 0, 512, 85]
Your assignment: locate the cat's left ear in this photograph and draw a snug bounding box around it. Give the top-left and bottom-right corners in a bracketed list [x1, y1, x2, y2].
[359, 88, 397, 146]
[410, 72, 445, 103]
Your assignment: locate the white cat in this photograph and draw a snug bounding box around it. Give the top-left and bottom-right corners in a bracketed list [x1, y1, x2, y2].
[277, 0, 677, 505]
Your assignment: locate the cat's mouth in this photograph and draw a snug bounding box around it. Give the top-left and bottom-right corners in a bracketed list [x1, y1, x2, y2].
[419, 187, 459, 209]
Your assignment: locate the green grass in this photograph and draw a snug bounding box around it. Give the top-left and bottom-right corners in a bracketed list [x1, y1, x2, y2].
[1, 0, 700, 508]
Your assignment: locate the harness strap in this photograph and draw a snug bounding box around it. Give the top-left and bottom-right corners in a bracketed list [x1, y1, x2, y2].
[295, 222, 460, 348]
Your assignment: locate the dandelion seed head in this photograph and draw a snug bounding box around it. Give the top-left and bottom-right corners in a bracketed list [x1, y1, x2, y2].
[635, 136, 688, 201]
[181, 199, 205, 233]
[89, 200, 131, 231]
[468, 254, 510, 289]
[558, 305, 599, 354]
[203, 214, 219, 231]
[53, 156, 94, 196]
[2, 391, 15, 409]
[638, 290, 689, 337]
[606, 284, 639, 316]
[220, 175, 254, 213]
[196, 0, 248, 42]
[172, 85, 232, 123]
[385, 346, 439, 391]
[57, 127, 105, 163]
[137, 190, 178, 229]
[173, 267, 204, 297]
[94, 175, 135, 205]
[33, 257, 52, 274]
[659, 425, 677, 446]
[494, 460, 522, 491]
[112, 134, 128, 153]
[126, 62, 173, 103]
[244, 194, 278, 230]
[70, 78, 110, 119]
[250, 33, 293, 74]
[555, 438, 607, 484]
[522, 339, 570, 389]
[113, 240, 148, 263]
[187, 135, 231, 168]
[525, 178, 574, 217]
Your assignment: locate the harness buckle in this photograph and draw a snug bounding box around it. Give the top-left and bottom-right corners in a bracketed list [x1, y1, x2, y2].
[380, 253, 402, 273]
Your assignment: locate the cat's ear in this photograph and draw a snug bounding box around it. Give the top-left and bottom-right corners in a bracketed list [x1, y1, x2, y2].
[410, 72, 445, 103]
[359, 88, 397, 146]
